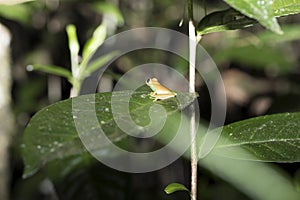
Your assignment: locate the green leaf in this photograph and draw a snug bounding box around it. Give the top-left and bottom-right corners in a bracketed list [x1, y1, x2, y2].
[80, 24, 109, 81]
[295, 169, 300, 191]
[224, 0, 282, 34]
[210, 112, 300, 162]
[197, 8, 255, 35]
[82, 24, 107, 61]
[273, 0, 300, 16]
[0, 0, 34, 5]
[164, 183, 190, 195]
[26, 64, 73, 83]
[0, 4, 32, 24]
[83, 51, 118, 78]
[257, 25, 300, 44]
[211, 26, 299, 74]
[91, 2, 124, 26]
[214, 45, 295, 74]
[201, 154, 300, 200]
[22, 86, 197, 178]
[66, 24, 80, 77]
[197, 0, 300, 35]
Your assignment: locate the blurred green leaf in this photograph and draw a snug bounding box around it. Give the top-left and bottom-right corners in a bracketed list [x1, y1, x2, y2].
[22, 86, 197, 178]
[0, 4, 32, 24]
[66, 24, 80, 77]
[14, 78, 46, 114]
[91, 2, 124, 26]
[214, 45, 295, 74]
[164, 183, 190, 195]
[26, 64, 73, 83]
[257, 25, 300, 44]
[82, 24, 107, 62]
[0, 0, 34, 5]
[83, 52, 118, 78]
[295, 169, 300, 191]
[201, 154, 300, 200]
[224, 0, 282, 34]
[210, 112, 300, 162]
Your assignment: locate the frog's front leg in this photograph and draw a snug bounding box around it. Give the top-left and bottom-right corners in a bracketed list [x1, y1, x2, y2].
[149, 91, 157, 97]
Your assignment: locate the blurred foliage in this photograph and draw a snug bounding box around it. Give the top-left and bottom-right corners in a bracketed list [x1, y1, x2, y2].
[1, 0, 300, 200]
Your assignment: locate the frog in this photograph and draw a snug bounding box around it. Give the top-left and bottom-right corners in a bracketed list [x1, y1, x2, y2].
[146, 78, 177, 101]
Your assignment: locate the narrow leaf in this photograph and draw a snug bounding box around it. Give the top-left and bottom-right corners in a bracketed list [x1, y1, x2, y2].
[0, 0, 34, 5]
[164, 183, 190, 194]
[26, 64, 73, 83]
[210, 112, 300, 162]
[66, 24, 80, 77]
[197, 8, 255, 35]
[91, 2, 124, 26]
[83, 51, 118, 78]
[82, 24, 107, 60]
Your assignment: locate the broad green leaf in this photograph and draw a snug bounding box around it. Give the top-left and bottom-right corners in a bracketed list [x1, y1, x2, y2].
[198, 112, 300, 199]
[273, 0, 300, 16]
[224, 0, 282, 34]
[22, 86, 197, 178]
[209, 112, 300, 162]
[26, 64, 73, 83]
[197, 0, 300, 35]
[164, 183, 190, 194]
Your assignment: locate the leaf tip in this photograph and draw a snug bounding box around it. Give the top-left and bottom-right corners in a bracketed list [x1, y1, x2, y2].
[164, 183, 190, 195]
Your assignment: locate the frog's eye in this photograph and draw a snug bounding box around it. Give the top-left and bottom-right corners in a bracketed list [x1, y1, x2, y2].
[146, 78, 151, 83]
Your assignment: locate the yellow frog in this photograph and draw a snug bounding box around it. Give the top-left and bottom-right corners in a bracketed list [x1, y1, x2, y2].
[146, 78, 177, 101]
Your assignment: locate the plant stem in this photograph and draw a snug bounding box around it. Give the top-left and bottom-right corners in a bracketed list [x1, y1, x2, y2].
[187, 0, 197, 200]
[189, 21, 197, 200]
[0, 23, 14, 200]
[70, 80, 80, 97]
[187, 0, 193, 22]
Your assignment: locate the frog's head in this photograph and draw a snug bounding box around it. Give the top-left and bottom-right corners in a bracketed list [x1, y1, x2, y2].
[146, 78, 159, 86]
